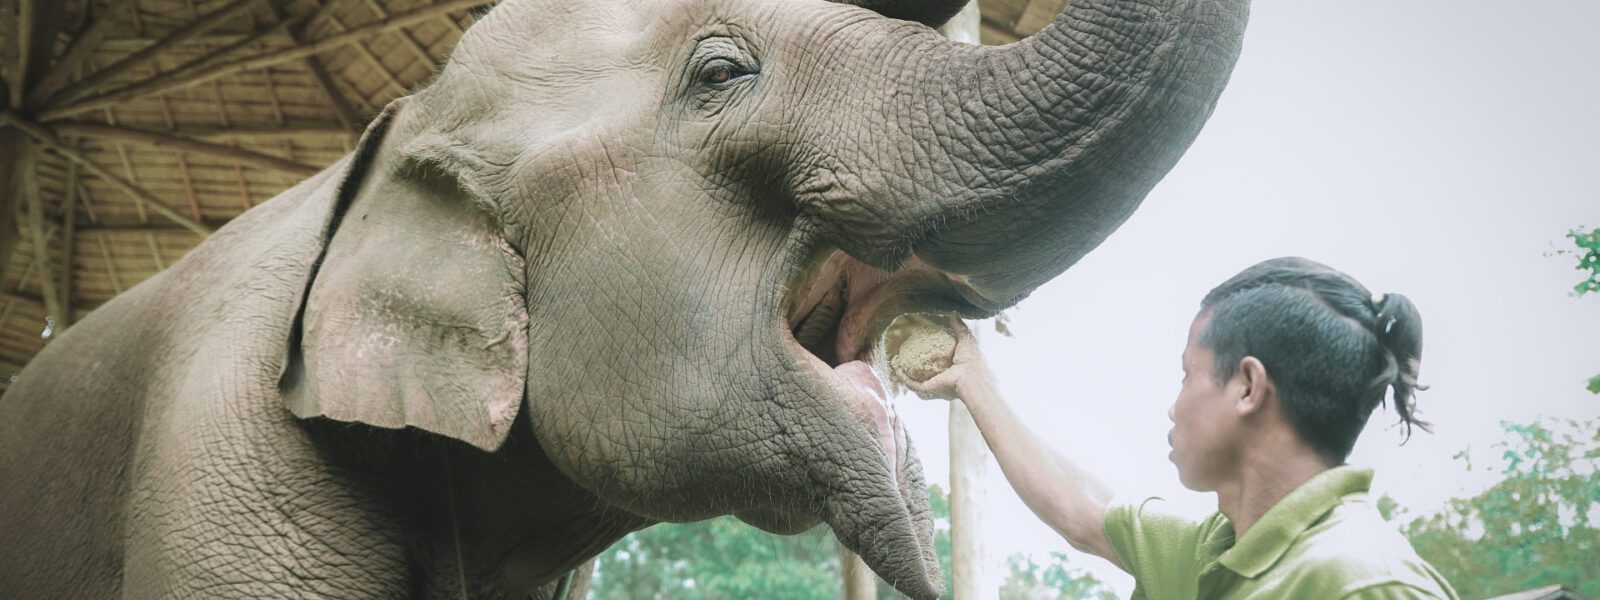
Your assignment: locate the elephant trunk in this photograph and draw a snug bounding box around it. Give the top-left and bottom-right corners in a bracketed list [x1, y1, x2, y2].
[813, 0, 1250, 310]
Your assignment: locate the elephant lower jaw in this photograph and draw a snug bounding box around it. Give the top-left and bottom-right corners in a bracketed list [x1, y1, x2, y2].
[783, 253, 945, 599]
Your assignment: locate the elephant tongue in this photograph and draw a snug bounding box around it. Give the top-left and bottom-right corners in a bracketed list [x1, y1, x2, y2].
[834, 361, 901, 481]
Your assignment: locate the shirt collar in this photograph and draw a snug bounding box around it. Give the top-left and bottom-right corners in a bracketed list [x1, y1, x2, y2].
[1215, 466, 1374, 578]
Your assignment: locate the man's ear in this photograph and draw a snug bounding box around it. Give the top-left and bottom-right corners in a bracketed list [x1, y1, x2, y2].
[1233, 356, 1275, 417]
[279, 97, 529, 452]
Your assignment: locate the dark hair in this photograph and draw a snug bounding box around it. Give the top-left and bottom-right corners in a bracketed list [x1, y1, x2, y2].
[1199, 257, 1428, 463]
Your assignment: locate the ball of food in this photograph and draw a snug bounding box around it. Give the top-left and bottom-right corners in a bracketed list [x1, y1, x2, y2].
[890, 321, 957, 383]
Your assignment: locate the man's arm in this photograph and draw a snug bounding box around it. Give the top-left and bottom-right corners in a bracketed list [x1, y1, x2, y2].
[895, 318, 1123, 569]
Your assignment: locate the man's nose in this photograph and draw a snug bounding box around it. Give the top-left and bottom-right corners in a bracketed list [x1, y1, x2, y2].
[1167, 403, 1176, 422]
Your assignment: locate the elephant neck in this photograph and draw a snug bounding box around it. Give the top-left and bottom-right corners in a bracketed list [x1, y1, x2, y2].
[315, 417, 650, 599]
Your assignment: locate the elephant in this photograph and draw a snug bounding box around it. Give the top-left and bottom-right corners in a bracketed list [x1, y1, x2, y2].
[0, 0, 1248, 597]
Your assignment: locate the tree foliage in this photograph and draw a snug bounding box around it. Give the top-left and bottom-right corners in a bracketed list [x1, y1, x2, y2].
[1389, 417, 1600, 599]
[1565, 227, 1600, 393]
[998, 552, 1118, 600]
[591, 485, 1115, 599]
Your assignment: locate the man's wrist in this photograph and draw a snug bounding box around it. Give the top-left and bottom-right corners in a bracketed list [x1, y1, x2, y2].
[954, 365, 998, 404]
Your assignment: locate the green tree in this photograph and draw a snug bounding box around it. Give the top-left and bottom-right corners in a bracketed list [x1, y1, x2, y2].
[1564, 227, 1600, 393]
[1390, 416, 1600, 599]
[999, 551, 1118, 600]
[592, 484, 1116, 599]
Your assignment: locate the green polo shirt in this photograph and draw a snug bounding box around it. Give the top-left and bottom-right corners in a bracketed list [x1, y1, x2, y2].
[1103, 466, 1459, 599]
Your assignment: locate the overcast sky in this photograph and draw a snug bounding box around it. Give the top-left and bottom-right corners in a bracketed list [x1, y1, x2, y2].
[891, 0, 1600, 593]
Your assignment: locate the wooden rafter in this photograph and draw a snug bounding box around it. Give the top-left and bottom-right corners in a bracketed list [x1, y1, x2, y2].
[13, 0, 65, 108]
[22, 154, 64, 333]
[322, 13, 408, 97]
[48, 121, 321, 177]
[25, 0, 126, 106]
[58, 160, 76, 330]
[1, 111, 213, 237]
[47, 0, 265, 104]
[40, 0, 495, 121]
[358, 0, 436, 67]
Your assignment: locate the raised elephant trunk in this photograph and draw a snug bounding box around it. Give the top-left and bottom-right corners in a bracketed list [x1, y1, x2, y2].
[806, 0, 1249, 309]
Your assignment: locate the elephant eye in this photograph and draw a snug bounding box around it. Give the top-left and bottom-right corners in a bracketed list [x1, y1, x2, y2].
[701, 58, 750, 88]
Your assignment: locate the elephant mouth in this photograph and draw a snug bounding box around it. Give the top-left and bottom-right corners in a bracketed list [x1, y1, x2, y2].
[785, 250, 905, 469]
[779, 249, 947, 598]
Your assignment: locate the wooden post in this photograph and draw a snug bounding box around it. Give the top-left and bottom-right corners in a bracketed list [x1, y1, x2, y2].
[938, 7, 991, 598]
[841, 545, 877, 600]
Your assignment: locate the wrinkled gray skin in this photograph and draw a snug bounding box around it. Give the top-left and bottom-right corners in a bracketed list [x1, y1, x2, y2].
[0, 0, 1247, 597]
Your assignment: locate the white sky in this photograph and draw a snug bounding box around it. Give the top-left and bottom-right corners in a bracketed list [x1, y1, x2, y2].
[893, 0, 1600, 594]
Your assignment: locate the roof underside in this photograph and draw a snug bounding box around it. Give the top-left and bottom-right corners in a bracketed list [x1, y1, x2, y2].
[0, 0, 1058, 387]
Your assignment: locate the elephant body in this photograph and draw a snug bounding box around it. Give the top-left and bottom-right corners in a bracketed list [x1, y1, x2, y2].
[0, 0, 1249, 596]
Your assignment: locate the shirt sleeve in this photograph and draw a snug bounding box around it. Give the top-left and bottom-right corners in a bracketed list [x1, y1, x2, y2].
[1102, 497, 1216, 600]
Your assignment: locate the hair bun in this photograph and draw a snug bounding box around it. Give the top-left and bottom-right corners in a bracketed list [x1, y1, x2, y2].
[1372, 292, 1430, 438]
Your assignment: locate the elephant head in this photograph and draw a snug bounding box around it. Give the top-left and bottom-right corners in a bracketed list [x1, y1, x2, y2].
[279, 0, 1248, 596]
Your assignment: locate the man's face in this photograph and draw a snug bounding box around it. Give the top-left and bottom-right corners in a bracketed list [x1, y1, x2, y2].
[1168, 312, 1243, 491]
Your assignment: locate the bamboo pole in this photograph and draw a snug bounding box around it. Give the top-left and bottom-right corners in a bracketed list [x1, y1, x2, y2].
[269, 2, 361, 133]
[1, 0, 19, 108]
[939, 7, 993, 599]
[48, 120, 321, 177]
[15, 0, 65, 108]
[0, 130, 26, 289]
[1, 111, 213, 237]
[41, 0, 495, 121]
[25, 1, 124, 106]
[59, 161, 75, 330]
[22, 156, 64, 336]
[96, 235, 122, 294]
[358, 0, 437, 68]
[48, 0, 266, 104]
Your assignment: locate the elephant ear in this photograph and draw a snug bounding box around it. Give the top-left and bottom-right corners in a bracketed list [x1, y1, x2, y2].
[280, 97, 529, 452]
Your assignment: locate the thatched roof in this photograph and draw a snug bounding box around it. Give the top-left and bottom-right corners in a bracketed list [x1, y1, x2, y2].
[0, 0, 1059, 388]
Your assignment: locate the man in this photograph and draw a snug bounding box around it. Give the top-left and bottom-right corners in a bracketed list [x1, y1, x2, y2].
[898, 257, 1459, 599]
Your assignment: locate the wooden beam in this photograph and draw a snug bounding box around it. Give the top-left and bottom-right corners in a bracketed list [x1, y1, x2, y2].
[58, 160, 75, 330]
[16, 0, 64, 106]
[359, 0, 437, 67]
[40, 0, 494, 121]
[180, 122, 351, 141]
[24, 0, 123, 106]
[95, 234, 121, 294]
[47, 120, 321, 177]
[1, 0, 18, 109]
[322, 13, 408, 97]
[271, 2, 361, 132]
[0, 129, 26, 291]
[48, 0, 265, 104]
[55, 10, 307, 115]
[1, 111, 213, 237]
[22, 154, 64, 335]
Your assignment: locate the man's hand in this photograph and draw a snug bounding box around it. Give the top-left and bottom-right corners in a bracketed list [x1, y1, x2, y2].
[892, 315, 994, 402]
[892, 314, 1124, 570]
